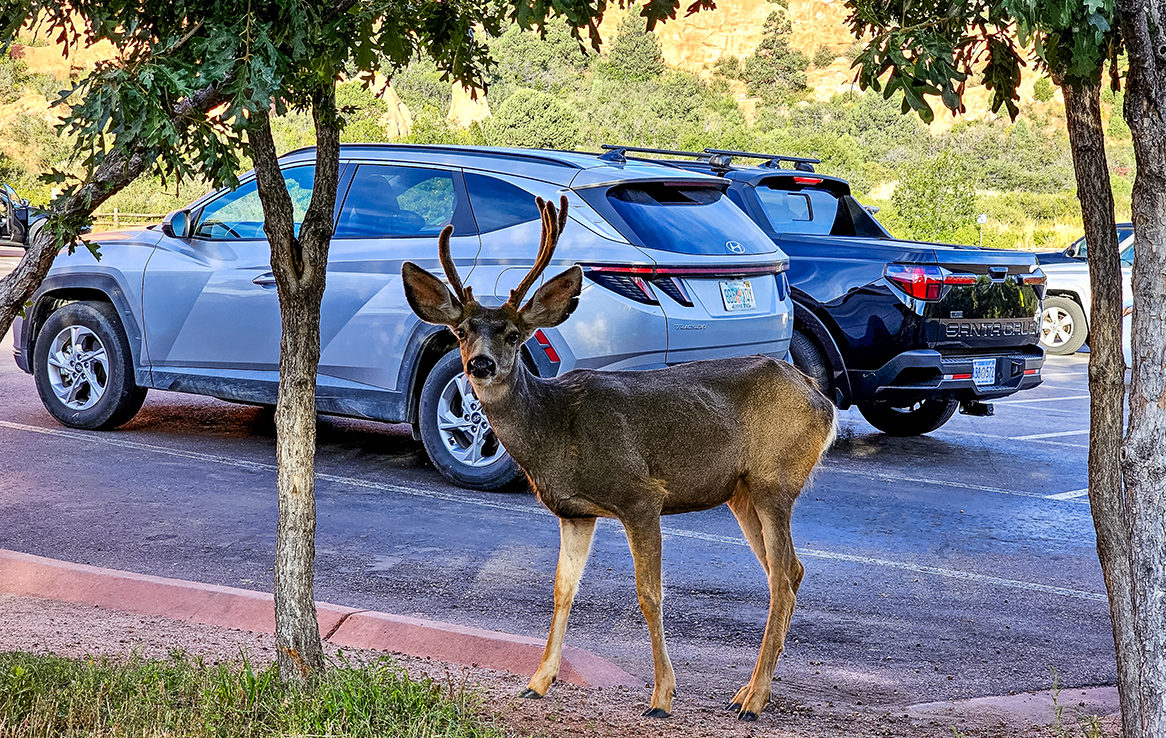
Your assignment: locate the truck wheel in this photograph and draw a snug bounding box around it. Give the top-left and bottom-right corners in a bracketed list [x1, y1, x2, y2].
[789, 329, 832, 398]
[857, 398, 959, 436]
[1040, 296, 1088, 355]
[33, 301, 147, 430]
[417, 351, 524, 491]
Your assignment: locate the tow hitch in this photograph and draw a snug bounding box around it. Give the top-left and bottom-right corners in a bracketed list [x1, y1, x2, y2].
[960, 400, 994, 417]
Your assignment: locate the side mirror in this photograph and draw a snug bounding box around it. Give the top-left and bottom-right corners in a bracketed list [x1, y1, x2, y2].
[161, 210, 191, 238]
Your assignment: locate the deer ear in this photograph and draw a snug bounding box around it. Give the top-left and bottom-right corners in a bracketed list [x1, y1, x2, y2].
[402, 261, 464, 326]
[520, 265, 583, 329]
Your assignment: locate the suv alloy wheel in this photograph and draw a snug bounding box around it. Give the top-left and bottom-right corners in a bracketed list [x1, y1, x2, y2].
[33, 302, 147, 429]
[417, 351, 523, 491]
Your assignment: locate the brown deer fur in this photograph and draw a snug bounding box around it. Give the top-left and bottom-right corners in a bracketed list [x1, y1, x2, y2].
[401, 196, 836, 721]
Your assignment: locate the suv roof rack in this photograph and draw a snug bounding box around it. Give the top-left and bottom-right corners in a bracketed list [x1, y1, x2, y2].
[599, 144, 820, 173]
[599, 144, 713, 163]
[702, 148, 820, 173]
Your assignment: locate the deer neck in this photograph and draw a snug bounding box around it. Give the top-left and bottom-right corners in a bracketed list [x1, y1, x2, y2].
[474, 363, 560, 464]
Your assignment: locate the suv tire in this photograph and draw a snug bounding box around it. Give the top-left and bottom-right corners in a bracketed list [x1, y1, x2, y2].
[1040, 296, 1088, 355]
[418, 351, 524, 491]
[33, 301, 147, 429]
[857, 397, 959, 436]
[789, 329, 832, 398]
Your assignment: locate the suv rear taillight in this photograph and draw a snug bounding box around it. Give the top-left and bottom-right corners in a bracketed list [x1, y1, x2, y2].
[585, 266, 659, 304]
[584, 263, 790, 306]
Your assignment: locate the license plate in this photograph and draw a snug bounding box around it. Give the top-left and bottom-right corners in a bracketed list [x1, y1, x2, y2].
[720, 280, 756, 311]
[972, 358, 996, 386]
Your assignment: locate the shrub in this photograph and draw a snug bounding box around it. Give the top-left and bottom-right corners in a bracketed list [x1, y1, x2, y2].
[1032, 77, 1055, 102]
[813, 45, 835, 69]
[488, 23, 590, 94]
[598, 13, 665, 82]
[486, 88, 580, 149]
[0, 53, 28, 103]
[892, 150, 978, 243]
[713, 55, 743, 80]
[743, 11, 809, 104]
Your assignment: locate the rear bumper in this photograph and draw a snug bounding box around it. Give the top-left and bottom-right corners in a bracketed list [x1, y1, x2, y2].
[849, 348, 1044, 404]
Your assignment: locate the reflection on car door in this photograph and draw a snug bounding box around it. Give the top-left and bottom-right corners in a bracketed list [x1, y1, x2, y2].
[317, 163, 478, 419]
[141, 166, 317, 402]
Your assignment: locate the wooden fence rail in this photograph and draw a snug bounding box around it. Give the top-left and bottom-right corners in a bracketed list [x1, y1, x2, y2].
[91, 208, 167, 230]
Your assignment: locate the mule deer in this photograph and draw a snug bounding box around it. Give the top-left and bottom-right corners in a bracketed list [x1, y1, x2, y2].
[401, 196, 836, 721]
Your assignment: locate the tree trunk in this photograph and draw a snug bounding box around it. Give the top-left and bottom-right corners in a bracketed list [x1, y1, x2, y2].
[1060, 79, 1141, 738]
[247, 87, 342, 683]
[1113, 0, 1166, 734]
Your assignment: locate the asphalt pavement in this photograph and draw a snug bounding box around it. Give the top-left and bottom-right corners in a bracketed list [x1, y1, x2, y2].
[0, 252, 1113, 713]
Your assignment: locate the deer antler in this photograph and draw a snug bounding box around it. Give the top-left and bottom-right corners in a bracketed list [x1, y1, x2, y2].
[508, 195, 569, 308]
[438, 224, 474, 305]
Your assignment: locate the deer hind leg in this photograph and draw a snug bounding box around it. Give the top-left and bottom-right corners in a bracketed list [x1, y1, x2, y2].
[523, 516, 597, 699]
[729, 496, 803, 722]
[623, 519, 676, 718]
[727, 481, 769, 579]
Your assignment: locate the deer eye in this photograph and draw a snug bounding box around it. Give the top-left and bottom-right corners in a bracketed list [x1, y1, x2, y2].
[505, 331, 521, 345]
[453, 327, 466, 340]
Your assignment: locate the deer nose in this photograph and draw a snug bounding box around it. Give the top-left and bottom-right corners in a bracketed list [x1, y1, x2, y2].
[466, 356, 496, 379]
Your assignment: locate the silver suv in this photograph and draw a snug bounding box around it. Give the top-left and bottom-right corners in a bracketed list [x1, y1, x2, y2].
[12, 144, 794, 489]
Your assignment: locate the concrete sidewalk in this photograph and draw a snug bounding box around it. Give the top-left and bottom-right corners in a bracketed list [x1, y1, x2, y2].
[0, 548, 634, 689]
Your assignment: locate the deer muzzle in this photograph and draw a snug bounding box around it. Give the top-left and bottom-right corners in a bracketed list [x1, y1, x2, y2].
[466, 356, 497, 379]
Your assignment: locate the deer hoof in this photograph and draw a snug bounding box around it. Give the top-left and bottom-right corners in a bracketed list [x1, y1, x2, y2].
[519, 688, 544, 699]
[642, 707, 671, 719]
[727, 702, 742, 712]
[738, 710, 759, 722]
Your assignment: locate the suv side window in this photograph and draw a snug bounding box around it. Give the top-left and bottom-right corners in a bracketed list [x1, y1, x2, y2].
[464, 173, 541, 233]
[193, 166, 315, 240]
[336, 165, 457, 238]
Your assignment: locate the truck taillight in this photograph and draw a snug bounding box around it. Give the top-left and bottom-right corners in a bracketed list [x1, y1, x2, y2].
[885, 264, 944, 300]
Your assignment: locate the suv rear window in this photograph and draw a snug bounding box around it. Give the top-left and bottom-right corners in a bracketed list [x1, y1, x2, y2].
[754, 185, 839, 236]
[600, 184, 774, 255]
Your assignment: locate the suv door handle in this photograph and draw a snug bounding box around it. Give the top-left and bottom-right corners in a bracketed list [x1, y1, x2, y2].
[252, 272, 278, 288]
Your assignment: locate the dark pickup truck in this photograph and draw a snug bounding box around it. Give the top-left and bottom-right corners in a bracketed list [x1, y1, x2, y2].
[601, 146, 1047, 435]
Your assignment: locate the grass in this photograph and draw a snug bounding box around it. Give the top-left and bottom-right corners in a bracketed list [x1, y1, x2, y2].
[0, 649, 504, 738]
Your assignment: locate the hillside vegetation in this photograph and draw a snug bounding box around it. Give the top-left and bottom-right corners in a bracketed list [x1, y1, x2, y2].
[0, 8, 1136, 249]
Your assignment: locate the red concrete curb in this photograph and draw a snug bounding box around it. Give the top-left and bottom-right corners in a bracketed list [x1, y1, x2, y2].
[328, 610, 634, 688]
[0, 549, 635, 688]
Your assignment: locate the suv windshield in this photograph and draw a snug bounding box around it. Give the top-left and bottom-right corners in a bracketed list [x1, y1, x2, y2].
[597, 183, 775, 255]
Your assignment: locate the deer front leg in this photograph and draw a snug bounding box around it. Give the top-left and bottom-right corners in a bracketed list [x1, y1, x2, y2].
[729, 504, 803, 722]
[522, 516, 597, 699]
[623, 520, 676, 718]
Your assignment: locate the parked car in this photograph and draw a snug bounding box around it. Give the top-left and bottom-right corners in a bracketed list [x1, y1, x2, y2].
[1123, 299, 1133, 367]
[11, 144, 795, 490]
[1036, 229, 1134, 355]
[605, 146, 1047, 435]
[0, 183, 48, 249]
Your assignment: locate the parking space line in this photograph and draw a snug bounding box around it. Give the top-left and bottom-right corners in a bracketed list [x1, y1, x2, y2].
[1045, 488, 1090, 500]
[824, 465, 1089, 502]
[1011, 429, 1091, 440]
[0, 420, 545, 517]
[660, 528, 1107, 602]
[0, 419, 1103, 601]
[935, 428, 1089, 448]
[994, 394, 1091, 405]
